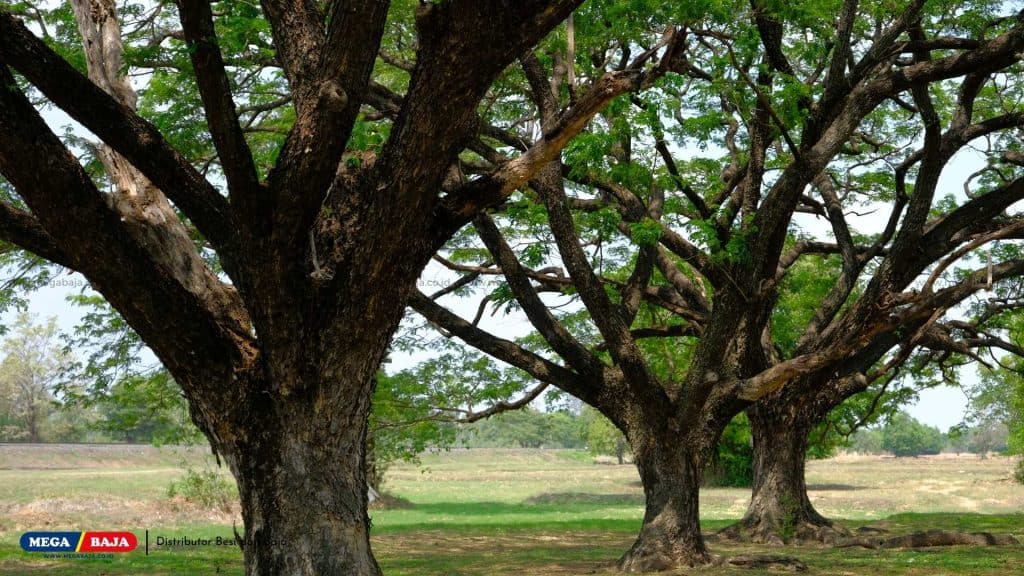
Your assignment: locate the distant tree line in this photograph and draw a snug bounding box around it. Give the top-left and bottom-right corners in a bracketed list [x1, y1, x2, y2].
[849, 412, 1010, 457]
[2, 311, 1020, 494]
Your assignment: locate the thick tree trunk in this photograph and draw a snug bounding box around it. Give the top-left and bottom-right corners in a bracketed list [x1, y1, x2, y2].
[723, 404, 846, 544]
[619, 432, 711, 572]
[227, 371, 381, 576]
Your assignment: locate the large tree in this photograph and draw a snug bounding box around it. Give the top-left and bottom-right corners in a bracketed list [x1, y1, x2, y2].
[412, 1, 1024, 570]
[0, 313, 68, 442]
[733, 293, 1024, 544]
[0, 0, 638, 573]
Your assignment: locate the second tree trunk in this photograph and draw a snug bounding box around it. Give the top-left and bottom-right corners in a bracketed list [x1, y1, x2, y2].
[726, 404, 846, 544]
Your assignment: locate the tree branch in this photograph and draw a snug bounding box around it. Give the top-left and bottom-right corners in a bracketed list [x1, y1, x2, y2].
[177, 0, 260, 198]
[455, 381, 551, 423]
[260, 0, 389, 257]
[0, 201, 73, 268]
[0, 11, 232, 249]
[474, 213, 604, 378]
[0, 66, 254, 432]
[533, 164, 658, 392]
[438, 69, 645, 223]
[408, 289, 595, 403]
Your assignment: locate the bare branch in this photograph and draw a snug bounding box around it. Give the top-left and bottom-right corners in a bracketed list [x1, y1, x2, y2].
[456, 381, 550, 423]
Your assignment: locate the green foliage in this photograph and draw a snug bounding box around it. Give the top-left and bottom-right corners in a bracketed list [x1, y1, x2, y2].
[704, 414, 754, 487]
[167, 465, 236, 514]
[581, 406, 628, 463]
[56, 295, 202, 445]
[965, 421, 1009, 455]
[461, 408, 585, 450]
[370, 345, 584, 484]
[849, 428, 885, 454]
[881, 412, 945, 457]
[0, 313, 70, 442]
[970, 360, 1024, 458]
[87, 371, 202, 445]
[1014, 459, 1024, 486]
[62, 294, 147, 392]
[628, 218, 662, 247]
[772, 254, 842, 356]
[368, 369, 459, 486]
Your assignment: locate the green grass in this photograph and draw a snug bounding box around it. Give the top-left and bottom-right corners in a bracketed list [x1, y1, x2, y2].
[1, 446, 1022, 575]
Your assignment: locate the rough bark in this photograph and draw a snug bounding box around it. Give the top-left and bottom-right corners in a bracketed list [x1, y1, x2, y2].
[721, 402, 848, 544]
[227, 368, 380, 576]
[618, 428, 711, 572]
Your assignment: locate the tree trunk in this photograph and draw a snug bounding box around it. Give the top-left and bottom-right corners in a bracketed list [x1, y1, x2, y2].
[228, 370, 381, 576]
[618, 431, 711, 572]
[724, 403, 846, 544]
[25, 402, 40, 443]
[365, 429, 384, 491]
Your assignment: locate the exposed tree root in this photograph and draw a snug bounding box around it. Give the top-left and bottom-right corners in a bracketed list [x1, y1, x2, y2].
[835, 530, 1020, 549]
[617, 549, 810, 573]
[719, 554, 809, 572]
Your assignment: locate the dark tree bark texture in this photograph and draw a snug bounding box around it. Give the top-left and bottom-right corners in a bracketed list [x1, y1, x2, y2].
[724, 400, 845, 544]
[618, 428, 711, 571]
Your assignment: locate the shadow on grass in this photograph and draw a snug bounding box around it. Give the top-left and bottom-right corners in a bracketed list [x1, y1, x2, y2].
[522, 492, 644, 506]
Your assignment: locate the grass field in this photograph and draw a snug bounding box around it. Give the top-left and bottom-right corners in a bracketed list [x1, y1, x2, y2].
[1, 444, 1022, 575]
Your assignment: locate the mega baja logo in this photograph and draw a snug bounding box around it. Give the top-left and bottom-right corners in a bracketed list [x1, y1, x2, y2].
[20, 531, 138, 553]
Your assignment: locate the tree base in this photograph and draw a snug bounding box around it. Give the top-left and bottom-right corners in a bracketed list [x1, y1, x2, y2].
[718, 517, 851, 546]
[617, 539, 712, 572]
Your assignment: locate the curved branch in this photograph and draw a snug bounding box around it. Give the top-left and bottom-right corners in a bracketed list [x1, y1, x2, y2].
[456, 381, 551, 423]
